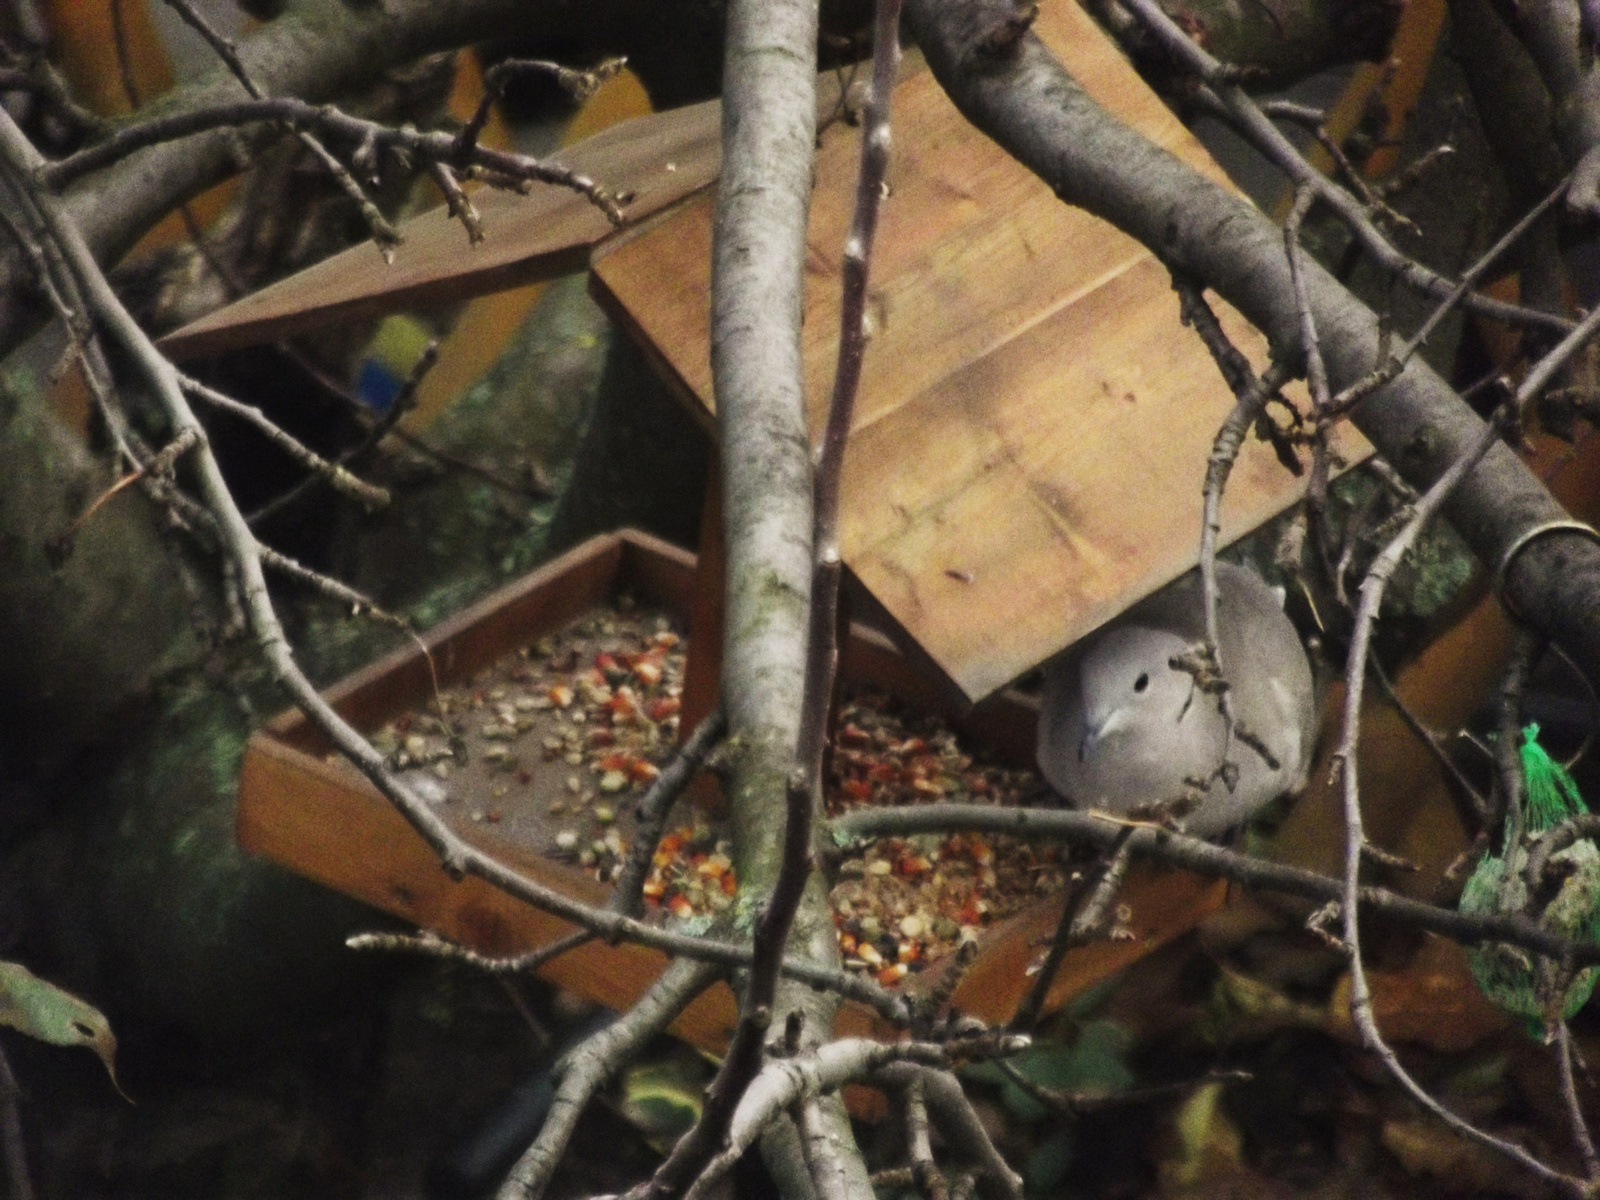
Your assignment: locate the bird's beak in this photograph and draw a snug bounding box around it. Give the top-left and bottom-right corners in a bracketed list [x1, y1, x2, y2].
[1077, 708, 1129, 762]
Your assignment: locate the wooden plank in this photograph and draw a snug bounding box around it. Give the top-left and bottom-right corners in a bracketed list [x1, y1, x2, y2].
[839, 256, 1365, 700]
[156, 61, 898, 362]
[590, 0, 1371, 702]
[156, 98, 723, 360]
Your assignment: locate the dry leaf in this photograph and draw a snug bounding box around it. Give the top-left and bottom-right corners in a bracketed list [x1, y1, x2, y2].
[1327, 935, 1509, 1053]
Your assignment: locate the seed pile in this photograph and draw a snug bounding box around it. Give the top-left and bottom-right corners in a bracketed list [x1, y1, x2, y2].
[368, 605, 1067, 981]
[369, 601, 684, 879]
[825, 691, 1067, 982]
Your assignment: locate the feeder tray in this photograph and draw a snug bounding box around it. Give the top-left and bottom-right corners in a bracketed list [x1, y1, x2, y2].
[238, 530, 1225, 1052]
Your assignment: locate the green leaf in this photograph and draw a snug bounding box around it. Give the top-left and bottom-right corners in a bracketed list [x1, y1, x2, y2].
[621, 1059, 705, 1151]
[0, 960, 127, 1098]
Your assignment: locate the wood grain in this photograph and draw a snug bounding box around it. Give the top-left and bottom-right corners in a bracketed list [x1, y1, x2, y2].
[591, 0, 1371, 702]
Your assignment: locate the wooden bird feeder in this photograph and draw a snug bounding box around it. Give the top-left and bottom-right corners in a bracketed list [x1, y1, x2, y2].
[167, 0, 1367, 1047]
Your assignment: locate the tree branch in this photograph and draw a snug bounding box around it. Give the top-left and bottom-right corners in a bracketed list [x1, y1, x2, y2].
[497, 957, 721, 1200]
[830, 802, 1600, 967]
[639, 0, 825, 1192]
[902, 0, 1600, 689]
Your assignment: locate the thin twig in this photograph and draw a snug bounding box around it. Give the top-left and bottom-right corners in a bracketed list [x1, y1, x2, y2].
[0, 1039, 34, 1200]
[245, 341, 439, 527]
[1558, 1020, 1600, 1180]
[497, 957, 721, 1200]
[346, 928, 593, 975]
[454, 56, 627, 160]
[0, 185, 79, 339]
[1368, 655, 1490, 824]
[159, 0, 401, 251]
[873, 1064, 1024, 1200]
[1182, 272, 1300, 780]
[179, 374, 390, 511]
[1115, 0, 1573, 336]
[1284, 183, 1340, 590]
[426, 160, 482, 243]
[1495, 632, 1542, 849]
[910, 940, 980, 1036]
[46, 428, 198, 561]
[1258, 97, 1416, 233]
[1310, 174, 1573, 429]
[904, 1078, 950, 1200]
[44, 96, 622, 222]
[830, 802, 1600, 968]
[1010, 833, 1133, 1032]
[997, 1063, 1251, 1117]
[109, 0, 142, 110]
[610, 707, 729, 918]
[796, 0, 902, 791]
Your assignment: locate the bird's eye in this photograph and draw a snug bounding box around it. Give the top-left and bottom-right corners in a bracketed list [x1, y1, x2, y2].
[1134, 672, 1149, 693]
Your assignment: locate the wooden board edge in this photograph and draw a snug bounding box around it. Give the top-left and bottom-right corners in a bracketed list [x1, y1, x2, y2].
[159, 243, 594, 361]
[270, 530, 628, 746]
[586, 249, 719, 440]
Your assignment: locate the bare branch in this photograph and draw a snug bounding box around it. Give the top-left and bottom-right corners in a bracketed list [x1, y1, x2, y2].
[683, 1035, 1029, 1200]
[904, 1078, 950, 1200]
[160, 0, 401, 250]
[346, 928, 592, 975]
[0, 1039, 34, 1200]
[1558, 1020, 1600, 1181]
[874, 1064, 1024, 1200]
[246, 340, 440, 527]
[178, 374, 390, 512]
[830, 802, 1600, 968]
[497, 957, 721, 1200]
[454, 56, 628, 160]
[1115, 0, 1572, 335]
[42, 97, 622, 223]
[610, 707, 729, 919]
[1010, 833, 1133, 1032]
